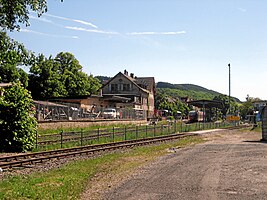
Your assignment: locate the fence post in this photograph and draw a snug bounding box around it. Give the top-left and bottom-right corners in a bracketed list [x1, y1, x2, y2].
[81, 129, 83, 146]
[146, 125, 148, 137]
[98, 128, 100, 142]
[136, 126, 138, 139]
[35, 130, 38, 149]
[113, 127, 115, 142]
[124, 126, 127, 140]
[161, 125, 163, 135]
[60, 130, 63, 148]
[174, 120, 176, 133]
[153, 124, 156, 137]
[181, 122, 183, 133]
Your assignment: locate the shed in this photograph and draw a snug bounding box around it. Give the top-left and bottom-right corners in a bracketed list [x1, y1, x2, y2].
[261, 106, 267, 141]
[188, 100, 223, 122]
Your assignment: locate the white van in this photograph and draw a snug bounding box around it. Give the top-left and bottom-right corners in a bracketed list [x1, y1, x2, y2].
[103, 108, 117, 119]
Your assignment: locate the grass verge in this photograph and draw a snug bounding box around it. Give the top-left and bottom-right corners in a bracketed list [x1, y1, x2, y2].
[0, 136, 204, 200]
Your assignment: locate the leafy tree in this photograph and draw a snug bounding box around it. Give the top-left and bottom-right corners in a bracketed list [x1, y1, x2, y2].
[28, 52, 101, 99]
[28, 54, 67, 99]
[0, 83, 37, 152]
[0, 0, 49, 31]
[155, 91, 189, 118]
[239, 95, 256, 120]
[213, 94, 239, 117]
[0, 32, 32, 86]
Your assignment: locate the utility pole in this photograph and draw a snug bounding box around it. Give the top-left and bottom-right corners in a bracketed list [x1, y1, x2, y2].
[228, 63, 231, 114]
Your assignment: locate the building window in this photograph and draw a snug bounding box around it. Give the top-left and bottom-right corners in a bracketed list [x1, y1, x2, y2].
[123, 84, 130, 91]
[111, 84, 118, 92]
[118, 83, 123, 91]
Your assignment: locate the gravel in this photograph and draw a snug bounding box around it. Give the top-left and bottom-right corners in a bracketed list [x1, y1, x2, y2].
[103, 129, 267, 200]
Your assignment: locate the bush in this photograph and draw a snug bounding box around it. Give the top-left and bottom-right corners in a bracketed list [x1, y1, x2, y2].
[0, 83, 37, 152]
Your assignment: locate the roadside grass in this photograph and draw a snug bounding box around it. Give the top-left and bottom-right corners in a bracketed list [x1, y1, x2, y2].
[37, 122, 145, 136]
[0, 136, 204, 200]
[250, 126, 261, 133]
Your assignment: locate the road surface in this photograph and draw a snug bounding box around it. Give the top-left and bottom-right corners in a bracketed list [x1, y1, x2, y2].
[104, 129, 267, 200]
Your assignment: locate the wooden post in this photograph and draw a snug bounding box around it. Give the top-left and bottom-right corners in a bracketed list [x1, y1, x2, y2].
[81, 129, 83, 146]
[60, 130, 63, 148]
[113, 127, 115, 142]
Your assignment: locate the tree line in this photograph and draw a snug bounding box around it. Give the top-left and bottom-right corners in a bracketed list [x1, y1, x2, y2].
[0, 32, 101, 100]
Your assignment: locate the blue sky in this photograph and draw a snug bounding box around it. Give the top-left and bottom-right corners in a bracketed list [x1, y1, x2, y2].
[8, 0, 267, 101]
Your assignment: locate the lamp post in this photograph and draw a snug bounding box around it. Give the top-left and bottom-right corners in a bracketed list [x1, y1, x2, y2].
[228, 63, 231, 114]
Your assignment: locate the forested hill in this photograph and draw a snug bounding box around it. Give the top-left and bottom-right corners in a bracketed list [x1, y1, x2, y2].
[157, 82, 241, 103]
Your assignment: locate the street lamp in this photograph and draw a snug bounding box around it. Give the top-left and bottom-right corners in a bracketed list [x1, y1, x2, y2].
[228, 63, 231, 114]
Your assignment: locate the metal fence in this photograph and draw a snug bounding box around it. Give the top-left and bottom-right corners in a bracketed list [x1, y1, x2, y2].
[34, 101, 147, 121]
[35, 121, 233, 151]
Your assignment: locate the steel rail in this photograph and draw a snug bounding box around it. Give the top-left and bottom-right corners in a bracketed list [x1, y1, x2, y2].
[0, 125, 249, 169]
[0, 132, 197, 169]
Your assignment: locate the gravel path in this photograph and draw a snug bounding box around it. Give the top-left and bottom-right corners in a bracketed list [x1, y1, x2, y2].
[104, 129, 267, 200]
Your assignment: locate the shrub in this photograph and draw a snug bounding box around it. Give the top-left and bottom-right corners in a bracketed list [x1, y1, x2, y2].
[0, 83, 37, 152]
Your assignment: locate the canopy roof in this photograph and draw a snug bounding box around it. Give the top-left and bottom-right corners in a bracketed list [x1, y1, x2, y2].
[188, 100, 223, 109]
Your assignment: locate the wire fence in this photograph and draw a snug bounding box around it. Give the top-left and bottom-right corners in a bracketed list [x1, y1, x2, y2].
[35, 121, 236, 151]
[34, 101, 147, 121]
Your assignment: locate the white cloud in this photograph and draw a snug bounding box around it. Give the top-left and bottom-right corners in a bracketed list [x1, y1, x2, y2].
[65, 26, 119, 35]
[29, 15, 53, 23]
[238, 7, 247, 12]
[44, 13, 98, 28]
[20, 29, 79, 39]
[127, 31, 186, 35]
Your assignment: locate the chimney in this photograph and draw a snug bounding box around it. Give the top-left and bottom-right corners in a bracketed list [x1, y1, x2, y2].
[130, 73, 134, 78]
[124, 69, 127, 75]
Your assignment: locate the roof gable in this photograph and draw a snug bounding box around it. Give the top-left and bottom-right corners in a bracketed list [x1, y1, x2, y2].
[102, 71, 151, 94]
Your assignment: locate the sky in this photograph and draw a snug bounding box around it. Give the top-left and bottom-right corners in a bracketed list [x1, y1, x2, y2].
[8, 0, 267, 101]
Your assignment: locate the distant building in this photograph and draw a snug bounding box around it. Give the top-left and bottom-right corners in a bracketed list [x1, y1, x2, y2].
[252, 100, 267, 111]
[45, 70, 156, 120]
[101, 70, 156, 118]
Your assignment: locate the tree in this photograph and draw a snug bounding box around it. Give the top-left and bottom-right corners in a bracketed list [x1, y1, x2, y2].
[213, 94, 239, 118]
[155, 91, 189, 118]
[28, 54, 67, 99]
[0, 83, 37, 152]
[28, 52, 101, 99]
[0, 32, 32, 86]
[0, 0, 49, 31]
[239, 95, 257, 120]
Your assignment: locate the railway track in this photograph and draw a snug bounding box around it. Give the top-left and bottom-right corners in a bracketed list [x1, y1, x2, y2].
[0, 132, 197, 170]
[0, 125, 249, 170]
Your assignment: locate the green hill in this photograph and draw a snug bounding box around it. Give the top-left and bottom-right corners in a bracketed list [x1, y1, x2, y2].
[156, 82, 241, 103]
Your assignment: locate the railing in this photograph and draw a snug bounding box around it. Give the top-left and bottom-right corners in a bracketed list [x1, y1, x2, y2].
[35, 121, 234, 151]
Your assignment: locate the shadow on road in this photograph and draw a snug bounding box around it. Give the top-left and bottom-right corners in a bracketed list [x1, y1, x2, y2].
[243, 139, 267, 144]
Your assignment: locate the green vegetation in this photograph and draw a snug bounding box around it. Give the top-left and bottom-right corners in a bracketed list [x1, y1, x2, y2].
[0, 32, 33, 87]
[157, 82, 241, 102]
[0, 0, 48, 31]
[157, 82, 222, 100]
[28, 52, 101, 99]
[0, 83, 37, 152]
[35, 121, 230, 151]
[0, 1, 101, 152]
[156, 82, 241, 119]
[37, 122, 144, 135]
[0, 136, 204, 200]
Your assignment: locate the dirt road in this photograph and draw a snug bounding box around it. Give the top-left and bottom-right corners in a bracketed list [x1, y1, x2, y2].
[104, 129, 267, 200]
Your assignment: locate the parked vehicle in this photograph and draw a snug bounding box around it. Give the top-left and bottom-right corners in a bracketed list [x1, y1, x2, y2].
[102, 108, 117, 119]
[188, 110, 204, 123]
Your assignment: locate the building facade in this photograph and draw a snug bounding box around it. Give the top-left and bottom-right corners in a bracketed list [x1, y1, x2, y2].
[101, 70, 155, 118]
